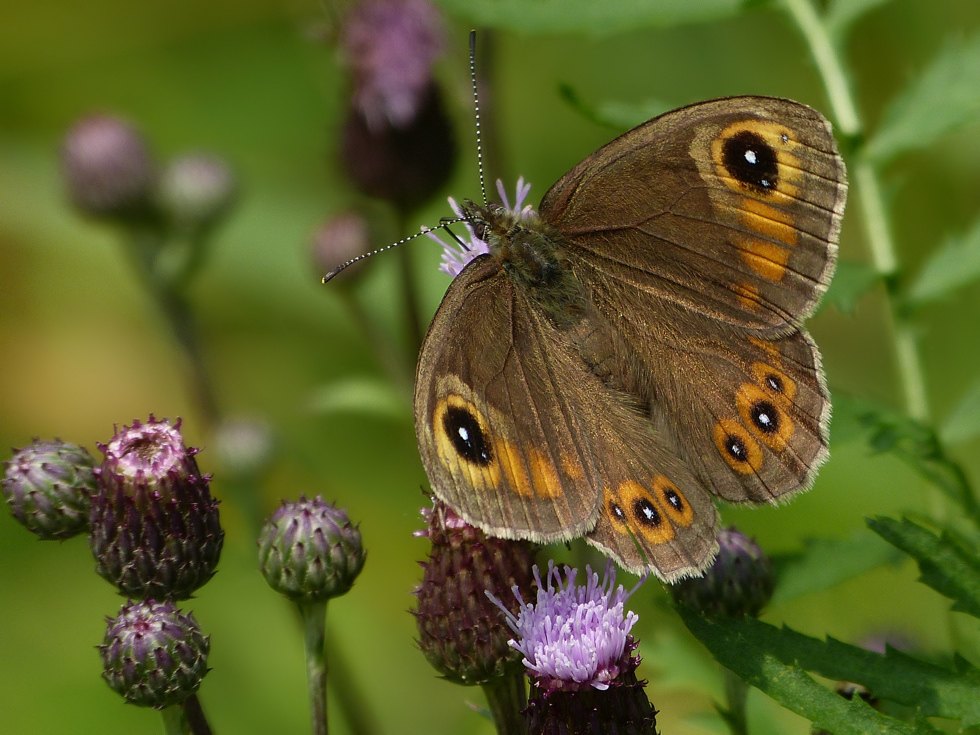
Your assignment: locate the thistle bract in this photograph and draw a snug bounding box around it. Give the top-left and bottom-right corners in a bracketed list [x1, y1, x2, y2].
[413, 500, 536, 685]
[99, 598, 210, 709]
[258, 496, 366, 603]
[2, 439, 97, 540]
[89, 417, 223, 601]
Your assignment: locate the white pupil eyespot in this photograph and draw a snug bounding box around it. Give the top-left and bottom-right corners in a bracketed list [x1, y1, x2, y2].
[457, 426, 469, 442]
[744, 149, 757, 165]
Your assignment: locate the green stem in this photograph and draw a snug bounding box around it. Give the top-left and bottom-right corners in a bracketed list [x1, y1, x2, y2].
[183, 694, 213, 735]
[722, 669, 749, 735]
[326, 629, 381, 735]
[781, 0, 930, 422]
[160, 704, 191, 735]
[338, 288, 413, 401]
[481, 671, 528, 735]
[395, 214, 425, 360]
[301, 600, 329, 735]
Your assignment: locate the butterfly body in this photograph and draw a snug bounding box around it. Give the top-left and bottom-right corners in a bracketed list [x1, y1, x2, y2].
[416, 96, 847, 581]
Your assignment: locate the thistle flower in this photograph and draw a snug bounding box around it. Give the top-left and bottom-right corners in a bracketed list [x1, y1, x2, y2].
[61, 115, 156, 219]
[310, 210, 373, 283]
[670, 527, 774, 618]
[156, 153, 236, 233]
[2, 439, 97, 540]
[99, 598, 210, 709]
[493, 561, 657, 734]
[258, 496, 366, 603]
[426, 178, 533, 278]
[89, 417, 224, 601]
[413, 500, 536, 685]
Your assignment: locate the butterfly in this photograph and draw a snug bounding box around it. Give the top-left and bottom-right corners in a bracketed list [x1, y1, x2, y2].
[415, 96, 846, 581]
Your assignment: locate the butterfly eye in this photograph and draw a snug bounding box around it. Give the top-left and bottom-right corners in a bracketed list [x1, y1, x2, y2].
[653, 475, 694, 527]
[737, 383, 795, 449]
[613, 480, 675, 544]
[436, 399, 495, 467]
[722, 130, 779, 193]
[713, 419, 764, 474]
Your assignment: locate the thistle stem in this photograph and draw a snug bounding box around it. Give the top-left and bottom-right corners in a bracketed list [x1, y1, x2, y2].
[160, 704, 192, 735]
[481, 670, 529, 735]
[722, 669, 749, 735]
[183, 695, 213, 735]
[300, 600, 329, 735]
[781, 0, 930, 422]
[326, 629, 381, 735]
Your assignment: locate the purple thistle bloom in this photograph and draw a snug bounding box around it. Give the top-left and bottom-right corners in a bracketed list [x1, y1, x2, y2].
[427, 178, 533, 278]
[494, 560, 642, 691]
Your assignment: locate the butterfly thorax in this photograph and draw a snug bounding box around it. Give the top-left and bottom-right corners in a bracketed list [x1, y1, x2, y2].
[462, 200, 588, 329]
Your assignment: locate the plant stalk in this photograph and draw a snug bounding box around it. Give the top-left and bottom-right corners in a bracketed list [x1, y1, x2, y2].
[481, 671, 529, 735]
[301, 600, 330, 735]
[161, 704, 191, 735]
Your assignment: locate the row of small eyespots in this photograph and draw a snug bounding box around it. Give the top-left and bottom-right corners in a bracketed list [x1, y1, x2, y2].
[606, 475, 694, 545]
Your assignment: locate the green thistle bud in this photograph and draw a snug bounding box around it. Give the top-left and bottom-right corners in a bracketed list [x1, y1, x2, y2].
[413, 500, 536, 685]
[89, 417, 224, 601]
[99, 598, 210, 709]
[2, 439, 97, 540]
[156, 153, 236, 233]
[670, 527, 775, 618]
[258, 496, 366, 603]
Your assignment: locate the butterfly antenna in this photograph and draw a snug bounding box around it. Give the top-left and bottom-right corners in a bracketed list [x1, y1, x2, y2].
[321, 219, 466, 283]
[469, 30, 489, 207]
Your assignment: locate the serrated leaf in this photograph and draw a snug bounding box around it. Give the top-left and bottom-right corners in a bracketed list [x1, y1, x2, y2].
[435, 0, 745, 34]
[866, 33, 980, 164]
[908, 214, 980, 305]
[770, 529, 903, 605]
[308, 377, 410, 421]
[559, 84, 672, 131]
[819, 260, 880, 314]
[679, 609, 980, 729]
[942, 379, 980, 445]
[868, 516, 980, 620]
[825, 0, 895, 43]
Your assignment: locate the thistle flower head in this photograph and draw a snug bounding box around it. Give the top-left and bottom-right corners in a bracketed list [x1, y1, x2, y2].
[99, 598, 210, 709]
[427, 178, 534, 278]
[2, 439, 97, 540]
[156, 153, 236, 232]
[496, 560, 641, 692]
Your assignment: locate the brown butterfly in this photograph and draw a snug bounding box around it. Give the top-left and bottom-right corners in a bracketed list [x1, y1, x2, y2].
[415, 96, 846, 581]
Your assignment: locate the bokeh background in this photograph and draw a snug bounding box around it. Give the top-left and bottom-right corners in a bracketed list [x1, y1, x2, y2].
[3, 0, 980, 733]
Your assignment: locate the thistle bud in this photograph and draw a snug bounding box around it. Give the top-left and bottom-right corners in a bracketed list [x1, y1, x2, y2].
[61, 115, 156, 219]
[89, 417, 224, 601]
[310, 210, 373, 283]
[413, 501, 536, 685]
[670, 527, 774, 618]
[258, 496, 365, 603]
[156, 153, 236, 233]
[2, 439, 97, 540]
[99, 599, 210, 709]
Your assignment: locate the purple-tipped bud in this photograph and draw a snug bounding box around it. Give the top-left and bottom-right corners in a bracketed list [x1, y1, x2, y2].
[310, 210, 372, 282]
[2, 439, 97, 540]
[99, 599, 210, 709]
[156, 153, 236, 232]
[413, 501, 536, 685]
[340, 0, 445, 131]
[670, 527, 774, 618]
[89, 417, 224, 601]
[340, 85, 456, 213]
[493, 562, 657, 734]
[258, 496, 365, 603]
[61, 115, 156, 219]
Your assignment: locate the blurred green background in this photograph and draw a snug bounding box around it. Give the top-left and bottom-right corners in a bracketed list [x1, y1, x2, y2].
[3, 0, 980, 733]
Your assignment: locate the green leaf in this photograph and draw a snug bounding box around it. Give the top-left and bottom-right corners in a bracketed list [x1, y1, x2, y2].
[820, 260, 880, 314]
[908, 215, 980, 305]
[435, 0, 745, 34]
[868, 516, 980, 620]
[866, 32, 980, 164]
[825, 0, 895, 43]
[942, 379, 980, 445]
[830, 395, 980, 523]
[308, 377, 410, 421]
[679, 609, 980, 729]
[770, 529, 903, 605]
[558, 84, 672, 131]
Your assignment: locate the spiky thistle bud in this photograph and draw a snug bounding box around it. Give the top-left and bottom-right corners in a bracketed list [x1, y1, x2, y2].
[99, 598, 210, 709]
[413, 500, 536, 685]
[258, 496, 366, 603]
[89, 417, 224, 601]
[2, 439, 97, 540]
[670, 527, 774, 618]
[61, 115, 156, 219]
